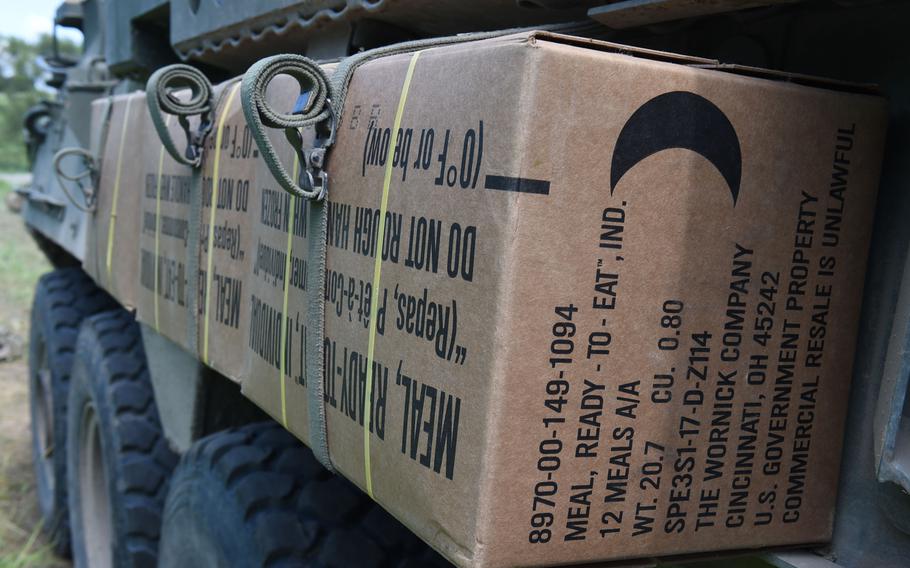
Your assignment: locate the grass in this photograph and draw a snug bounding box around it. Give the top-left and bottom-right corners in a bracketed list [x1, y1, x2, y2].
[0, 180, 49, 313]
[0, 176, 64, 567]
[0, 473, 58, 568]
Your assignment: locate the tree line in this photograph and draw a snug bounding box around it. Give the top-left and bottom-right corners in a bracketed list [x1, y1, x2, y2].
[0, 34, 80, 171]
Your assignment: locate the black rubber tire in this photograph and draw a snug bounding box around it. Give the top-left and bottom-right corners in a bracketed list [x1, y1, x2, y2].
[66, 310, 177, 568]
[28, 267, 115, 555]
[158, 422, 450, 568]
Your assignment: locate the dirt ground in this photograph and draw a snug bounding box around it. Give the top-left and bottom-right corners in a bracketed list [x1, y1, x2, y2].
[0, 176, 69, 568]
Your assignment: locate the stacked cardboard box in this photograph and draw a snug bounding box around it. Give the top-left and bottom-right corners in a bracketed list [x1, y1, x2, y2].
[87, 31, 887, 566]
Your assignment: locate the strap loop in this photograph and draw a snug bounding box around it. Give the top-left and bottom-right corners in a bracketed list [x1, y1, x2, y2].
[146, 64, 214, 167]
[241, 54, 335, 200]
[53, 147, 97, 212]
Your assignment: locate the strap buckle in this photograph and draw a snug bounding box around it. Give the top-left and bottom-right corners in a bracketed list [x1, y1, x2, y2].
[303, 147, 329, 201]
[286, 103, 336, 201]
[179, 112, 214, 163]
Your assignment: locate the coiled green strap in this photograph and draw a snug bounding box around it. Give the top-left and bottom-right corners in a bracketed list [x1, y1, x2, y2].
[240, 55, 335, 200]
[240, 54, 337, 471]
[146, 64, 214, 167]
[145, 64, 221, 359]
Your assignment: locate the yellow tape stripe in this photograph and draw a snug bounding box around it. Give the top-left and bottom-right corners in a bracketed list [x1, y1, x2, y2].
[202, 83, 241, 365]
[106, 96, 133, 284]
[364, 51, 422, 499]
[153, 115, 173, 332]
[280, 156, 299, 428]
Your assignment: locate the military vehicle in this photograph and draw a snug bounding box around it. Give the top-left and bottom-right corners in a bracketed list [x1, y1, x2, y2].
[12, 1, 910, 567]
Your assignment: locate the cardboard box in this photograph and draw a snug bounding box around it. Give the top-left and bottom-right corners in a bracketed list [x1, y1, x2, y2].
[85, 92, 148, 308]
[87, 31, 887, 567]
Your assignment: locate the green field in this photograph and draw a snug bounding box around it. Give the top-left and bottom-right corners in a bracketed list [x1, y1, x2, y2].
[0, 180, 50, 309]
[0, 177, 63, 568]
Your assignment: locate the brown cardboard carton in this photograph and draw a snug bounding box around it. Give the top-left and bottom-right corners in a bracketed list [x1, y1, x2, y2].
[86, 92, 148, 307]
[88, 31, 887, 567]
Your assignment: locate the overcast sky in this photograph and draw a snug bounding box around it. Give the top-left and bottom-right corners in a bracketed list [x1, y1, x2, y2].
[0, 0, 84, 42]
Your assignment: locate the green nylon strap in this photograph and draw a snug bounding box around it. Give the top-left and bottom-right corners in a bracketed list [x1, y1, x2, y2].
[329, 29, 528, 118]
[185, 166, 203, 356]
[145, 65, 225, 361]
[240, 56, 337, 471]
[240, 55, 334, 200]
[92, 95, 115, 184]
[305, 199, 331, 470]
[240, 24, 581, 477]
[146, 64, 214, 167]
[93, 96, 115, 283]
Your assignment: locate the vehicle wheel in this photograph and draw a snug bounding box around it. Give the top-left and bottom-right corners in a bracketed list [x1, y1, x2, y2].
[28, 268, 115, 555]
[158, 421, 449, 568]
[67, 310, 177, 568]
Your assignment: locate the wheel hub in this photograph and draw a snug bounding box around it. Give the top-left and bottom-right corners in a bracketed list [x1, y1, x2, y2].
[78, 402, 113, 568]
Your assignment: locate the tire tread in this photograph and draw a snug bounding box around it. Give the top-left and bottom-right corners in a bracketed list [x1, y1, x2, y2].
[70, 311, 175, 567]
[29, 268, 116, 555]
[164, 422, 449, 567]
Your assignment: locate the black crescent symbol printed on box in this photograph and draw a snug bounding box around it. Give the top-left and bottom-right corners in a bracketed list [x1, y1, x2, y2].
[610, 91, 742, 205]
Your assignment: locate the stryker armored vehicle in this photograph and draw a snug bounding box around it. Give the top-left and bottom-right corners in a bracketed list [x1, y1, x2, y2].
[13, 1, 910, 567]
